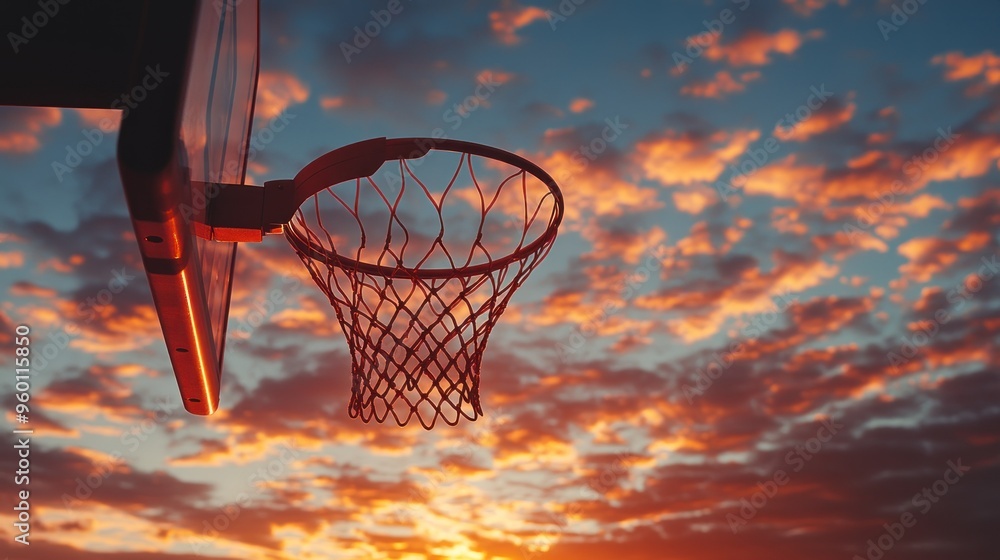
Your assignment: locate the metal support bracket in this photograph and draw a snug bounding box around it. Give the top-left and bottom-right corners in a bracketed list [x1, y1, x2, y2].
[191, 180, 296, 242]
[191, 137, 410, 243]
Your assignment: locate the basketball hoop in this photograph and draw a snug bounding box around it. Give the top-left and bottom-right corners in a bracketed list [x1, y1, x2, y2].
[195, 137, 563, 427]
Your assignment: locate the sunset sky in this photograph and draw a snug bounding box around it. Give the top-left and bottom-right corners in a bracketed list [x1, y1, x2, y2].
[2, 0, 999, 558]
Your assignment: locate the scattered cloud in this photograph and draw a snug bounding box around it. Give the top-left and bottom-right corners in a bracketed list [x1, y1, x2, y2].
[706, 29, 823, 67]
[0, 250, 25, 268]
[255, 70, 310, 120]
[932, 50, 1000, 95]
[426, 89, 448, 105]
[489, 1, 549, 45]
[672, 185, 718, 214]
[73, 109, 120, 132]
[774, 95, 856, 141]
[898, 232, 992, 282]
[319, 95, 345, 110]
[569, 97, 595, 113]
[783, 0, 849, 17]
[0, 107, 62, 153]
[681, 70, 761, 99]
[636, 128, 761, 186]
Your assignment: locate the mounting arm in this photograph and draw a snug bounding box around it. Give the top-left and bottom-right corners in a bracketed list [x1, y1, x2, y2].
[194, 136, 451, 242]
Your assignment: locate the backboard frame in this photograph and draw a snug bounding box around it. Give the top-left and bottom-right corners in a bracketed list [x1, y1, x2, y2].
[119, 0, 259, 414]
[0, 0, 258, 415]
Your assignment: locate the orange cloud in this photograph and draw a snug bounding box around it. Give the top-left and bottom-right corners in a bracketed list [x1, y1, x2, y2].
[74, 108, 120, 132]
[170, 435, 305, 467]
[636, 129, 760, 186]
[931, 50, 1000, 95]
[952, 189, 1000, 232]
[0, 107, 62, 153]
[675, 220, 722, 256]
[634, 242, 838, 342]
[867, 131, 892, 144]
[737, 130, 1000, 206]
[459, 70, 516, 112]
[739, 154, 825, 200]
[34, 365, 146, 423]
[894, 194, 951, 218]
[898, 232, 991, 282]
[783, 0, 849, 16]
[672, 186, 716, 215]
[0, 250, 25, 268]
[841, 192, 953, 242]
[526, 273, 661, 347]
[774, 97, 855, 141]
[785, 132, 1000, 207]
[476, 68, 516, 86]
[769, 297, 879, 361]
[841, 275, 867, 287]
[489, 2, 548, 45]
[319, 95, 345, 110]
[680, 71, 761, 99]
[9, 281, 57, 298]
[569, 97, 595, 113]
[56, 300, 164, 354]
[255, 71, 309, 120]
[426, 89, 448, 105]
[846, 150, 884, 169]
[581, 225, 668, 265]
[920, 132, 1000, 183]
[706, 29, 823, 67]
[538, 150, 661, 224]
[451, 141, 650, 229]
[270, 304, 340, 337]
[814, 229, 890, 259]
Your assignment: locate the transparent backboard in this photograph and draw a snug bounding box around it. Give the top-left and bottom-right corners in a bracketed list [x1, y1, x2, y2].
[179, 0, 259, 388]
